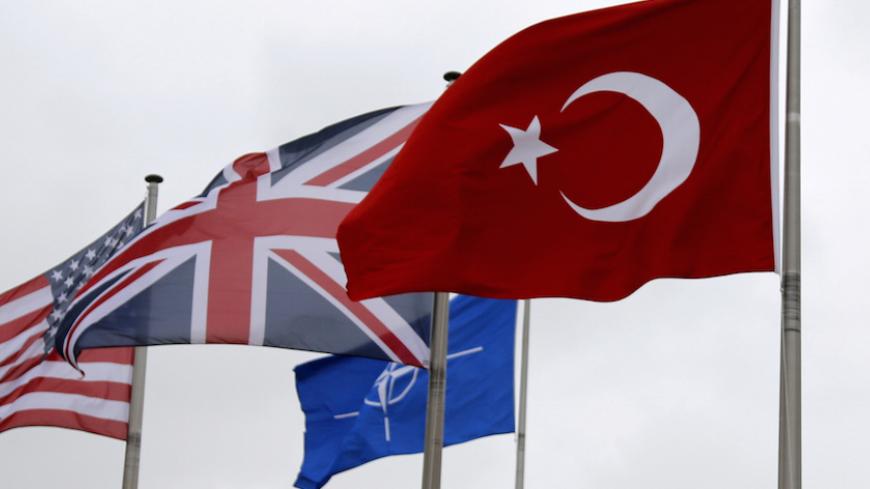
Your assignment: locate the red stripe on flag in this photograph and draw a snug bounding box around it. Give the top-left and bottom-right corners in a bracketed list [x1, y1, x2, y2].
[0, 276, 50, 305]
[47, 348, 134, 364]
[304, 117, 421, 187]
[0, 308, 50, 344]
[171, 201, 200, 211]
[0, 355, 43, 384]
[0, 330, 44, 368]
[0, 409, 128, 440]
[0, 378, 131, 406]
[75, 347, 135, 364]
[273, 249, 423, 367]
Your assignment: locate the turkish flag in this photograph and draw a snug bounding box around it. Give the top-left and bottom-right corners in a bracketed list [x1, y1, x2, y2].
[339, 0, 779, 301]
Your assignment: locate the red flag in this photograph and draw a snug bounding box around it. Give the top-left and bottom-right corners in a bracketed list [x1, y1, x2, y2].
[338, 0, 779, 301]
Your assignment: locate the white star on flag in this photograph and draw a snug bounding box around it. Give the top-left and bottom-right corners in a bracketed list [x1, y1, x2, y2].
[85, 249, 96, 260]
[51, 270, 63, 282]
[498, 115, 558, 185]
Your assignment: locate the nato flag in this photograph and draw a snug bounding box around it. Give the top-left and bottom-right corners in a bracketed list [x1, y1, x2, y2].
[293, 295, 517, 488]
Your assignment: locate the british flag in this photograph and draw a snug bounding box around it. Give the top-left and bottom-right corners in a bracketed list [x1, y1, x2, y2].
[56, 103, 434, 368]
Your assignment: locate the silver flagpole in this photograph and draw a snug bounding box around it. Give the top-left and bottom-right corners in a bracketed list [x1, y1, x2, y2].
[420, 70, 462, 489]
[778, 0, 801, 488]
[514, 299, 531, 489]
[421, 291, 450, 489]
[122, 174, 162, 489]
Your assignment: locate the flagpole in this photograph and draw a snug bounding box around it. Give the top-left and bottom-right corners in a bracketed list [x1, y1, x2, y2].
[514, 299, 531, 489]
[778, 0, 801, 488]
[421, 291, 450, 489]
[419, 70, 463, 489]
[122, 174, 162, 489]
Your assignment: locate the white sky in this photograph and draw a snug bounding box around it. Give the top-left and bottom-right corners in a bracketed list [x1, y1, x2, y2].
[1, 1, 869, 488]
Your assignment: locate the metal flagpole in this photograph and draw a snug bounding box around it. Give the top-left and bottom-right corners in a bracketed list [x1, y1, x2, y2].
[421, 291, 450, 489]
[122, 174, 163, 489]
[419, 70, 463, 489]
[514, 299, 531, 489]
[778, 0, 801, 488]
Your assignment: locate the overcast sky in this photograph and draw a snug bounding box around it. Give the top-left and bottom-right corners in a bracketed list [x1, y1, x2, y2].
[1, 1, 869, 488]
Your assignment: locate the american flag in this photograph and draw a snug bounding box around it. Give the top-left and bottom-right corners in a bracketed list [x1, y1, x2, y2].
[57, 103, 434, 368]
[0, 205, 143, 439]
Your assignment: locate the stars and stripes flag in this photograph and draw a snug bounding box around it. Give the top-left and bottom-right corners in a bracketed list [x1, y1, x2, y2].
[56, 103, 435, 368]
[0, 205, 144, 440]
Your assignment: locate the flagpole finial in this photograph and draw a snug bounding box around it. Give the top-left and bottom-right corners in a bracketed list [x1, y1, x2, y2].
[443, 71, 462, 83]
[144, 174, 164, 184]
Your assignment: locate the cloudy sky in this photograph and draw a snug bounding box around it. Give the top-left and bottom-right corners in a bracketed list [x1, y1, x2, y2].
[1, 1, 869, 488]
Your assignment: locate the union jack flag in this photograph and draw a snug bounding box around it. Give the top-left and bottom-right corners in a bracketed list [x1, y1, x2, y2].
[56, 103, 434, 368]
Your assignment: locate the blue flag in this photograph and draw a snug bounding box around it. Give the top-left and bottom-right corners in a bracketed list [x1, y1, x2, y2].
[293, 295, 516, 489]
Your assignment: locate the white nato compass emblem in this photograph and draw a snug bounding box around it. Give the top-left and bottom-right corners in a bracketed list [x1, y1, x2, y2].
[334, 346, 483, 442]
